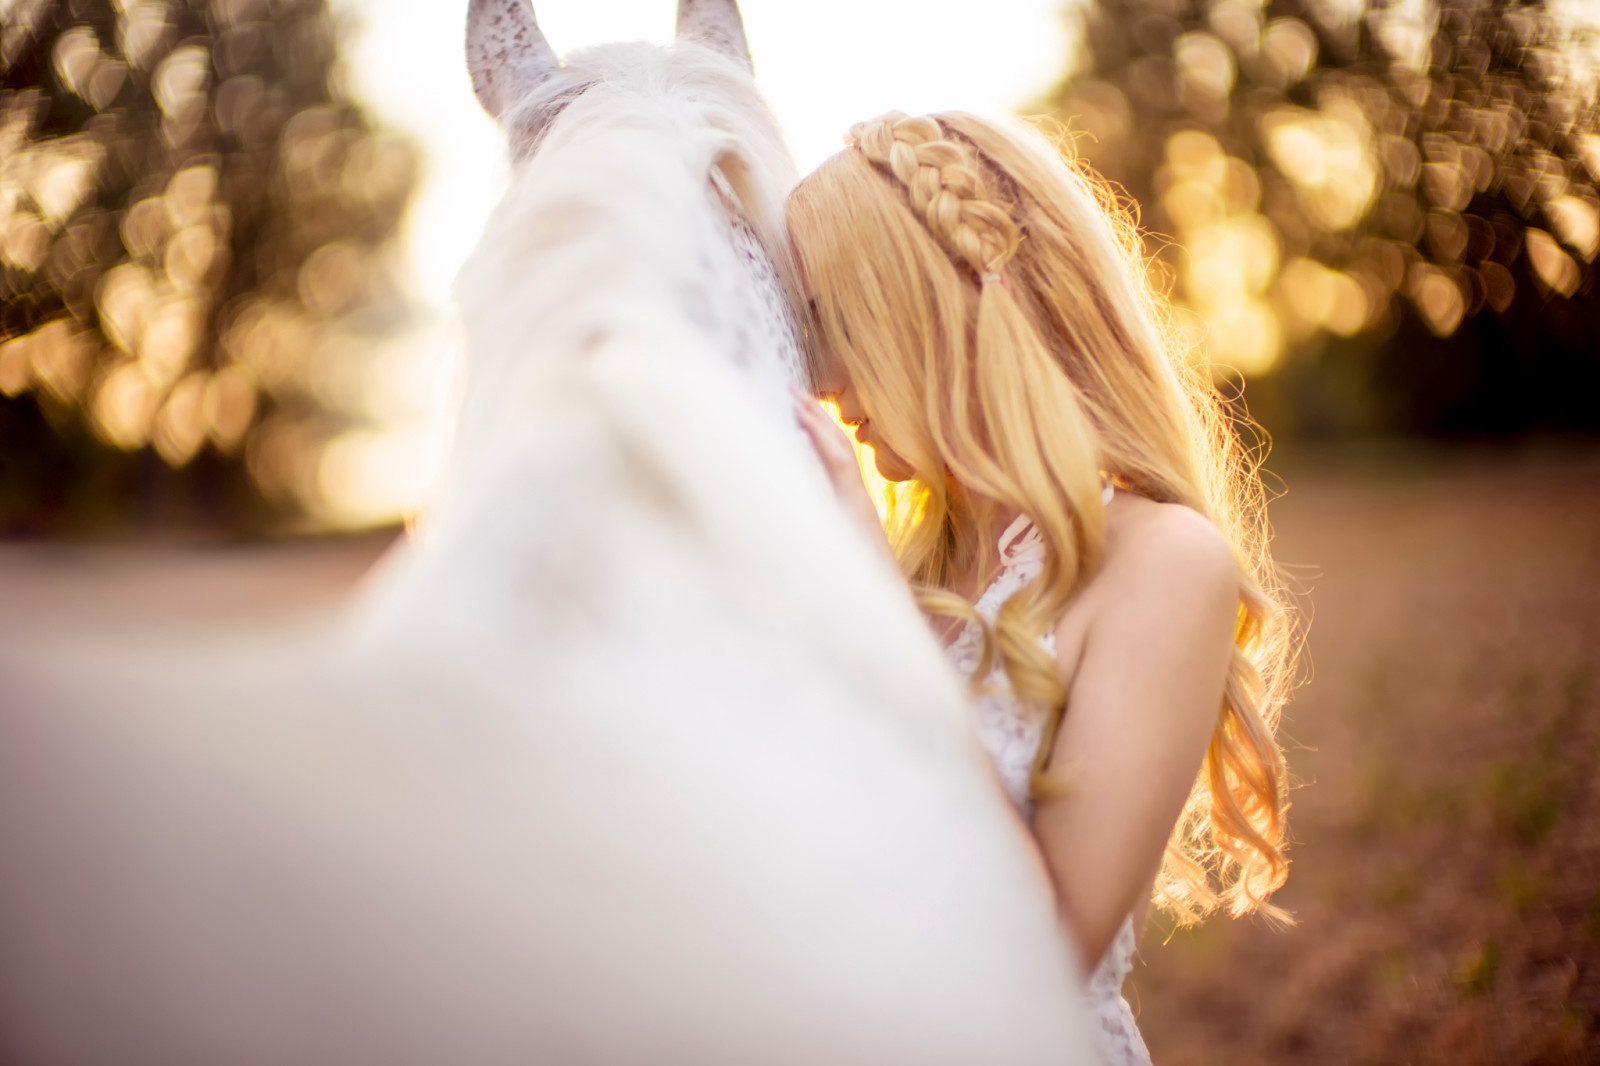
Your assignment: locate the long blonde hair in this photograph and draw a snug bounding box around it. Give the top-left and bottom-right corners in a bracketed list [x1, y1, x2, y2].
[786, 111, 1295, 922]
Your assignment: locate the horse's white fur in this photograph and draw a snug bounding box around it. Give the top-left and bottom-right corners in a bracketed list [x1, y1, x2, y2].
[0, 36, 1102, 1066]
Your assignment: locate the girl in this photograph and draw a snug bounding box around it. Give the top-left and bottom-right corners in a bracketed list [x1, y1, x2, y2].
[788, 111, 1296, 1064]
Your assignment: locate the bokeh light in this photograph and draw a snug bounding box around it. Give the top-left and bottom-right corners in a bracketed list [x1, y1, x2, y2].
[1049, 0, 1600, 433]
[3, 0, 1081, 533]
[1, 0, 419, 533]
[5, 0, 1598, 527]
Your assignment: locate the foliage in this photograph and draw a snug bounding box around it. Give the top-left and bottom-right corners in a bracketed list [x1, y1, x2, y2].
[1046, 0, 1600, 436]
[0, 0, 417, 533]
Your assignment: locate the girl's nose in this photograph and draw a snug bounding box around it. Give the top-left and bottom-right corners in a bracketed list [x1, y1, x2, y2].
[832, 387, 867, 427]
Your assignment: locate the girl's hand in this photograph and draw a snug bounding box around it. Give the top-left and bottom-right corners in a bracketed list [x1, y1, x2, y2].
[791, 388, 893, 563]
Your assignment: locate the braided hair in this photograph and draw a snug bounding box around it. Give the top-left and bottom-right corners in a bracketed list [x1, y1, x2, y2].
[847, 112, 1020, 282]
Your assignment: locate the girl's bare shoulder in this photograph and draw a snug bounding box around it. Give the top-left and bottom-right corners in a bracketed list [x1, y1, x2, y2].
[1052, 493, 1238, 679]
[1097, 492, 1237, 602]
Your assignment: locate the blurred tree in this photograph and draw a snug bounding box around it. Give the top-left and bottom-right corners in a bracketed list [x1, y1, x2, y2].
[1047, 0, 1600, 437]
[0, 0, 418, 534]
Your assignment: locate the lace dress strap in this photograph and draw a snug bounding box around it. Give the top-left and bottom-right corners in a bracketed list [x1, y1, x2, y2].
[996, 513, 1042, 567]
[996, 480, 1116, 565]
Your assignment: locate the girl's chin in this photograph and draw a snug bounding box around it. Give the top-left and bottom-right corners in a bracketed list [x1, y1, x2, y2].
[871, 452, 916, 483]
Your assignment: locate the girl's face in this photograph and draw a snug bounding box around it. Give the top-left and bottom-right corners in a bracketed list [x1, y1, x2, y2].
[792, 238, 920, 483]
[806, 304, 918, 484]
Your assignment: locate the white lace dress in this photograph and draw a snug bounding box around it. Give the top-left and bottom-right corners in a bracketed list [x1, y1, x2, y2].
[942, 490, 1155, 1066]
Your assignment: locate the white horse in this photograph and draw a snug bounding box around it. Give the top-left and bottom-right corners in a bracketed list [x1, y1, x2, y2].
[0, 3, 1099, 1062]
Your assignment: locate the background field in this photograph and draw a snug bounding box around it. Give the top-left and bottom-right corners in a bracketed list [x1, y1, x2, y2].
[3, 446, 1595, 1063]
[1132, 446, 1600, 1066]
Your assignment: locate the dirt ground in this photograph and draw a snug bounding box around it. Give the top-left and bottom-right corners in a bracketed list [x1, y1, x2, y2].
[1131, 447, 1600, 1066]
[1, 448, 1596, 1063]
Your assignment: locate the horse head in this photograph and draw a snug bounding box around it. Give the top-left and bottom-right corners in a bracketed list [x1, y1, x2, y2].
[432, 0, 805, 504]
[467, 0, 755, 153]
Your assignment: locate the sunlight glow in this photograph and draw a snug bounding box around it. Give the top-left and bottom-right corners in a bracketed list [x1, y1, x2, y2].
[337, 0, 1079, 311]
[325, 0, 1079, 528]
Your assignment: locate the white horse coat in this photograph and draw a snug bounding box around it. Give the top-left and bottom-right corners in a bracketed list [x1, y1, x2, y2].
[0, 6, 1101, 1063]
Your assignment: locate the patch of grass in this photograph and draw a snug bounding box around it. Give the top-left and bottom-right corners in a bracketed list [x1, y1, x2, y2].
[1355, 655, 1395, 725]
[1505, 668, 1538, 720]
[1356, 758, 1432, 840]
[1496, 857, 1546, 916]
[1485, 756, 1564, 844]
[1453, 939, 1499, 996]
[1375, 949, 1410, 994]
[1549, 1007, 1592, 1061]
[1419, 781, 1467, 826]
[1483, 657, 1593, 847]
[1375, 868, 1421, 910]
[1563, 661, 1591, 718]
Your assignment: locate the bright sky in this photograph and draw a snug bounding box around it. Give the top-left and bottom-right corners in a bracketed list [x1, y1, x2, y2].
[337, 0, 1080, 310]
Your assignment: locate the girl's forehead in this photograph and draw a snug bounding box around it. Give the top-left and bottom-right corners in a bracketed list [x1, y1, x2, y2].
[818, 341, 852, 386]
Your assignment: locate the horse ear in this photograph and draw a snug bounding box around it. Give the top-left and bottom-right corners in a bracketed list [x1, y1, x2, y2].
[466, 0, 560, 122]
[675, 0, 752, 71]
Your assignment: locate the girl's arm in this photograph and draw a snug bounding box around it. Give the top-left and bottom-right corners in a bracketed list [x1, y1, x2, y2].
[1032, 499, 1239, 970]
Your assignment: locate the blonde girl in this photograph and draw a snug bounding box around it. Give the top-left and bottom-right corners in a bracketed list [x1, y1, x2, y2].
[788, 111, 1295, 1064]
